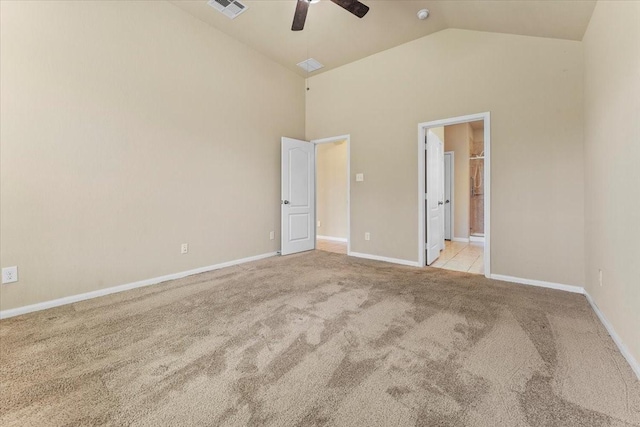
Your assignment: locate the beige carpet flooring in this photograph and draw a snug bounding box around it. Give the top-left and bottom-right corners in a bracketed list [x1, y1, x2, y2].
[1, 250, 639, 426]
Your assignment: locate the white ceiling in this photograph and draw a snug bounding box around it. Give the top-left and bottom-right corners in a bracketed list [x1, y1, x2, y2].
[171, 0, 596, 77]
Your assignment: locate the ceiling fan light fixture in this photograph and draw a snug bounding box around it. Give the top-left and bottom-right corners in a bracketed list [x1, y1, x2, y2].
[308, 0, 321, 4]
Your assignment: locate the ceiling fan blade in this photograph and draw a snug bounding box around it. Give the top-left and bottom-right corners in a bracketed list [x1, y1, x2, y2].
[330, 0, 369, 18]
[292, 0, 310, 31]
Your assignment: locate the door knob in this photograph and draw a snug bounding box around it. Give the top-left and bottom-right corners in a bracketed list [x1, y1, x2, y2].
[438, 201, 443, 206]
[445, 200, 450, 204]
[283, 200, 290, 204]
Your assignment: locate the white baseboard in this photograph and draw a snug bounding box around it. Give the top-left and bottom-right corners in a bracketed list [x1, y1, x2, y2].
[490, 274, 585, 294]
[584, 291, 640, 380]
[348, 251, 419, 267]
[0, 252, 278, 320]
[317, 235, 348, 243]
[3, 252, 636, 381]
[469, 235, 485, 243]
[451, 237, 470, 243]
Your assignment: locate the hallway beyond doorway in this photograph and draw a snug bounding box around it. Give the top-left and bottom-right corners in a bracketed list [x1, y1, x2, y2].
[317, 239, 347, 255]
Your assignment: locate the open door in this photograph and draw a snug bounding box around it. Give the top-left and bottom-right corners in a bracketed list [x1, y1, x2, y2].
[281, 137, 315, 255]
[425, 130, 445, 265]
[444, 152, 453, 240]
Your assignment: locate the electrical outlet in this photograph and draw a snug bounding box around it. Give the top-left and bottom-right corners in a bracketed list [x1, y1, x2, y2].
[269, 231, 275, 240]
[356, 173, 364, 182]
[2, 266, 18, 284]
[598, 269, 603, 287]
[364, 232, 370, 241]
[181, 243, 189, 254]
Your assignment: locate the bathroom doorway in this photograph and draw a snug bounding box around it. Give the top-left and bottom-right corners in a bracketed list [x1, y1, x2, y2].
[418, 113, 490, 277]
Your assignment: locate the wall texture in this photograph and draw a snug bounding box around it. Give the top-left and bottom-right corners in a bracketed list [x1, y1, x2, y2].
[316, 141, 348, 239]
[306, 28, 585, 286]
[0, 1, 305, 310]
[444, 123, 471, 240]
[583, 0, 640, 367]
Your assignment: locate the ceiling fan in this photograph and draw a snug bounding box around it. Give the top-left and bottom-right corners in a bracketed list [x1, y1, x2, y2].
[292, 0, 370, 31]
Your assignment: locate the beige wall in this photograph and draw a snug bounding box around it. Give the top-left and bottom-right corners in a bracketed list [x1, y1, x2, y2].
[316, 141, 348, 239]
[444, 124, 471, 239]
[0, 1, 305, 310]
[306, 28, 585, 286]
[583, 1, 640, 365]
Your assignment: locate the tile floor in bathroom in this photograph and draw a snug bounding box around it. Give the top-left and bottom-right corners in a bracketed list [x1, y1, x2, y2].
[430, 240, 484, 274]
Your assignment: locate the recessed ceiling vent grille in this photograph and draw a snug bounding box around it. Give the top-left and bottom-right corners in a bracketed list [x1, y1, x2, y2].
[297, 58, 324, 73]
[207, 0, 248, 19]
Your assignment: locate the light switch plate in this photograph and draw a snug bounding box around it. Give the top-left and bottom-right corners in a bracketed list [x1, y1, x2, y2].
[356, 173, 364, 182]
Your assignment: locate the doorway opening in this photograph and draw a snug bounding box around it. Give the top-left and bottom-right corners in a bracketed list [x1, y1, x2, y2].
[313, 135, 349, 255]
[280, 135, 350, 256]
[418, 113, 490, 277]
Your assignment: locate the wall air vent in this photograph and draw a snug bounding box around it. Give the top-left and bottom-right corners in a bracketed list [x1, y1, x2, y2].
[297, 58, 324, 73]
[207, 0, 248, 19]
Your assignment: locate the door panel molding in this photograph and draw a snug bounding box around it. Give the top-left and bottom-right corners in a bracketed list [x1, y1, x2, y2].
[425, 130, 445, 265]
[281, 137, 315, 255]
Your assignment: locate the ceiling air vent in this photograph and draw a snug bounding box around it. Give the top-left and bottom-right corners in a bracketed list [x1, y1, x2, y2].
[207, 0, 248, 19]
[297, 58, 324, 73]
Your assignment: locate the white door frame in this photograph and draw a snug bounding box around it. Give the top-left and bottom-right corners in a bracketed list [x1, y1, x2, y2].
[444, 151, 455, 241]
[310, 134, 351, 254]
[418, 112, 491, 277]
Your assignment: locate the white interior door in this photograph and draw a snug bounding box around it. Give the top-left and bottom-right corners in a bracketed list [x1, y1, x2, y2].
[281, 137, 315, 255]
[444, 152, 453, 240]
[426, 130, 445, 265]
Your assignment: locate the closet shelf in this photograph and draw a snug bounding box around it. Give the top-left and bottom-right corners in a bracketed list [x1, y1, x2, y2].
[469, 156, 485, 160]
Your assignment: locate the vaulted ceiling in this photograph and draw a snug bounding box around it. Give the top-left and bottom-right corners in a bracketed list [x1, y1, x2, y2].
[171, 0, 597, 77]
